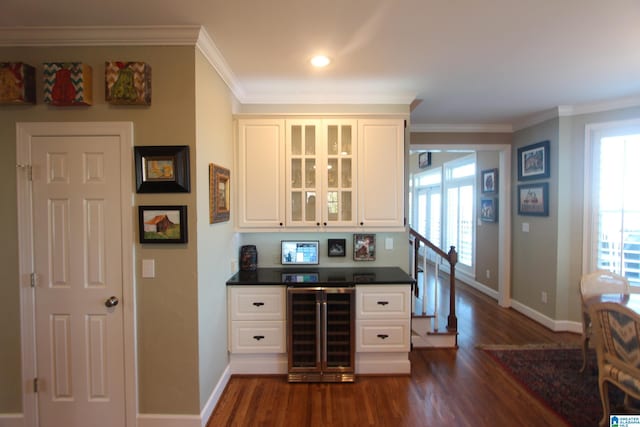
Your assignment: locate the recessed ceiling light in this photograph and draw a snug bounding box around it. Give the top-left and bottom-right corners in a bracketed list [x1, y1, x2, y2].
[310, 55, 331, 68]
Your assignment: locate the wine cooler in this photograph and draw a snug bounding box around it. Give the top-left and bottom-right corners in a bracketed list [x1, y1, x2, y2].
[287, 286, 355, 382]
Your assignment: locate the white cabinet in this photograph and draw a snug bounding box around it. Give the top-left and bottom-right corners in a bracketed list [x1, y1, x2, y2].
[285, 119, 357, 228]
[358, 119, 405, 228]
[236, 116, 404, 231]
[227, 286, 287, 373]
[355, 284, 411, 374]
[236, 119, 285, 229]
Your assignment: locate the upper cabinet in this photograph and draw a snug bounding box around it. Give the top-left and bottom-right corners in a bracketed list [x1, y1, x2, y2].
[357, 119, 405, 228]
[286, 119, 357, 228]
[237, 119, 286, 229]
[236, 116, 404, 231]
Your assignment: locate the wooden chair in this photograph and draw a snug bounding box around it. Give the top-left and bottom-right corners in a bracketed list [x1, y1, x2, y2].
[580, 270, 630, 372]
[589, 301, 640, 426]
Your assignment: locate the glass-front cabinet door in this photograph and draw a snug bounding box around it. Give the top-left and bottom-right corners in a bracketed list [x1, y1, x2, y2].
[323, 120, 356, 227]
[286, 120, 320, 227]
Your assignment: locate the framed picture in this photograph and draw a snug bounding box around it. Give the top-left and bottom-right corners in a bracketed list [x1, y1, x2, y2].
[138, 205, 188, 243]
[353, 234, 375, 261]
[517, 183, 549, 216]
[418, 152, 432, 169]
[480, 198, 497, 222]
[328, 238, 346, 257]
[210, 164, 230, 223]
[518, 140, 550, 181]
[134, 146, 190, 193]
[481, 168, 498, 193]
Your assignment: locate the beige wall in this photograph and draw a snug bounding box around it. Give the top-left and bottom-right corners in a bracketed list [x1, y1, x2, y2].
[0, 45, 233, 415]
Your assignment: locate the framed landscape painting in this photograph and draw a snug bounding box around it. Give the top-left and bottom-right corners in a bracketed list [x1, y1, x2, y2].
[138, 205, 188, 243]
[134, 146, 191, 193]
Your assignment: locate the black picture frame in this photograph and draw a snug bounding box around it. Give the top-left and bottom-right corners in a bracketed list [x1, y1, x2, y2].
[481, 168, 498, 193]
[138, 205, 188, 243]
[517, 140, 550, 181]
[480, 198, 497, 222]
[353, 234, 376, 261]
[517, 183, 549, 216]
[418, 152, 432, 169]
[328, 238, 346, 257]
[134, 146, 190, 193]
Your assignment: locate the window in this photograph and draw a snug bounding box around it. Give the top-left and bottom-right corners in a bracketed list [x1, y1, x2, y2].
[585, 120, 640, 286]
[443, 155, 476, 273]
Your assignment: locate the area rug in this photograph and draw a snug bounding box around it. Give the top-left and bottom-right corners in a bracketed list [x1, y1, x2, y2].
[480, 344, 624, 427]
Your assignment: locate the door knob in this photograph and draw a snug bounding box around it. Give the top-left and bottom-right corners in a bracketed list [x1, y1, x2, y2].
[105, 296, 119, 308]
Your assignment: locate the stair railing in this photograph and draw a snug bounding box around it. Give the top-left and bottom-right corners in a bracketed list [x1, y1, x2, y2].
[408, 228, 458, 332]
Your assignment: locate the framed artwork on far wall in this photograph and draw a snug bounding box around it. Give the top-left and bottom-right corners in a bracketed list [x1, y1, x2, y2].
[418, 151, 432, 168]
[480, 198, 497, 222]
[210, 164, 230, 223]
[518, 140, 550, 181]
[138, 205, 188, 243]
[481, 168, 498, 193]
[353, 234, 376, 261]
[134, 145, 190, 193]
[517, 182, 549, 216]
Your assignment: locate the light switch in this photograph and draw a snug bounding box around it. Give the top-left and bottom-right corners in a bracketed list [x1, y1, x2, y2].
[142, 259, 155, 278]
[522, 223, 530, 233]
[385, 237, 394, 250]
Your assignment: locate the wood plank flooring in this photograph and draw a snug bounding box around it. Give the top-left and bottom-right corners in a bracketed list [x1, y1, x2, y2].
[208, 279, 581, 427]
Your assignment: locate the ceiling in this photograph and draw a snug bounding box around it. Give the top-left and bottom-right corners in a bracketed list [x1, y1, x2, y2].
[2, 0, 640, 129]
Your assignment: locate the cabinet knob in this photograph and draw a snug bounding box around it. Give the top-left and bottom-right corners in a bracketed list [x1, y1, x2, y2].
[279, 222, 283, 226]
[323, 222, 327, 226]
[360, 222, 364, 226]
[316, 222, 320, 226]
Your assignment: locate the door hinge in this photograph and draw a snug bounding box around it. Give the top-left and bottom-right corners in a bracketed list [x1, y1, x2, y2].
[33, 378, 38, 393]
[16, 164, 32, 181]
[30, 272, 37, 288]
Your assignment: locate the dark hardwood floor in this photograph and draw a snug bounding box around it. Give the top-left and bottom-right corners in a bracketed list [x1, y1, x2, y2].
[208, 278, 581, 427]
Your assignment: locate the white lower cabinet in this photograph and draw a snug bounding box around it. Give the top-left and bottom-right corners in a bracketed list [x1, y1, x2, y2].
[355, 285, 412, 374]
[227, 284, 412, 375]
[228, 286, 287, 374]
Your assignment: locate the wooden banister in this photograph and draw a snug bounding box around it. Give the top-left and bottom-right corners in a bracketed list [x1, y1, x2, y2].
[409, 228, 458, 332]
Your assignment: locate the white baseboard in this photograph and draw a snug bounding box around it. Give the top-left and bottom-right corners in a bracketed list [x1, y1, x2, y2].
[138, 414, 201, 427]
[356, 353, 410, 374]
[200, 364, 231, 427]
[0, 414, 24, 427]
[510, 299, 583, 334]
[229, 353, 287, 374]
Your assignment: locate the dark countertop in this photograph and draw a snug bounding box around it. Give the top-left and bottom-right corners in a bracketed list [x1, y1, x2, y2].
[226, 266, 416, 287]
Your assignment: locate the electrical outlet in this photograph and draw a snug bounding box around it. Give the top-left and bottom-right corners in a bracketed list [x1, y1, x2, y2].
[541, 291, 548, 304]
[486, 269, 490, 279]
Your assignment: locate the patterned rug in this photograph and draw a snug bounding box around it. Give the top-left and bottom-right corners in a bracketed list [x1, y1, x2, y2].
[480, 344, 625, 427]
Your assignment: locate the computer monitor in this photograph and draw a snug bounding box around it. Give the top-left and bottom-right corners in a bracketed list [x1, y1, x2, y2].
[281, 240, 319, 265]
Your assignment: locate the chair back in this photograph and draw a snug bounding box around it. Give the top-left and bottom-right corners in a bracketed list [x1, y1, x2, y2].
[589, 301, 640, 370]
[580, 270, 630, 301]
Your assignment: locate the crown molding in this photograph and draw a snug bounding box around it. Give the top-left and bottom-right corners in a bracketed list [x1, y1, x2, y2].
[239, 92, 416, 105]
[410, 123, 513, 133]
[195, 28, 245, 101]
[0, 25, 204, 46]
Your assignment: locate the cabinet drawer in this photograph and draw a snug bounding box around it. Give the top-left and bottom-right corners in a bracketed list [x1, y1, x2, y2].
[356, 285, 411, 319]
[229, 286, 285, 321]
[356, 319, 410, 352]
[230, 321, 286, 353]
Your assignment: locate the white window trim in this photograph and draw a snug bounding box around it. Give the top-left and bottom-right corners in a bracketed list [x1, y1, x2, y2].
[583, 117, 640, 276]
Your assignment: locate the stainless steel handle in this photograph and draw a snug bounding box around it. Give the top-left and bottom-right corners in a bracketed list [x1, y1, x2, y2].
[105, 296, 119, 308]
[322, 301, 328, 366]
[316, 301, 321, 365]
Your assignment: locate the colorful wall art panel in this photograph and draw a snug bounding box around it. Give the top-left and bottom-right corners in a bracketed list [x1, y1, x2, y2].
[105, 61, 152, 105]
[43, 62, 93, 106]
[0, 62, 36, 104]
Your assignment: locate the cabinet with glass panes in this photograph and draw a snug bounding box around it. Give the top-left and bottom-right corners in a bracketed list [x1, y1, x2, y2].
[286, 119, 356, 228]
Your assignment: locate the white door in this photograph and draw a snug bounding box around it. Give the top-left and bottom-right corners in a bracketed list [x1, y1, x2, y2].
[31, 135, 126, 427]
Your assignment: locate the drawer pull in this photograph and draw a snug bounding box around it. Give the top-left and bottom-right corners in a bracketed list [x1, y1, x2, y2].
[377, 301, 389, 306]
[377, 334, 389, 340]
[253, 335, 265, 341]
[252, 302, 265, 307]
